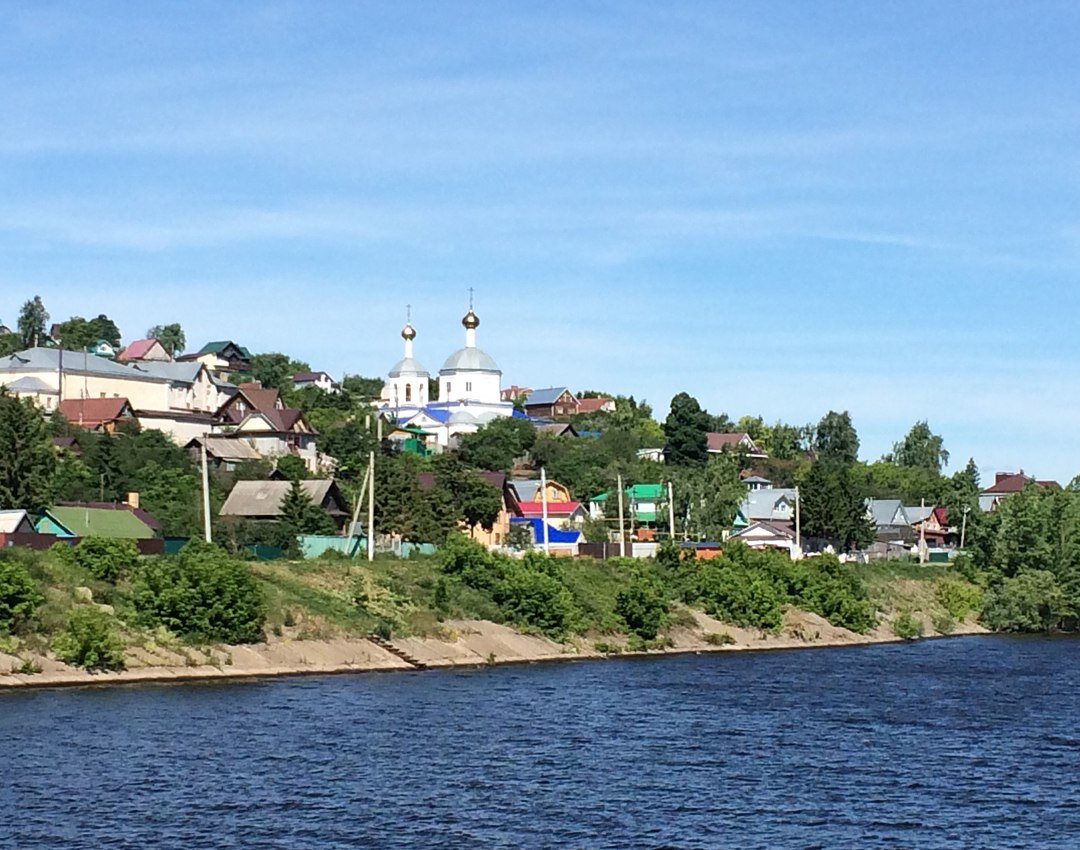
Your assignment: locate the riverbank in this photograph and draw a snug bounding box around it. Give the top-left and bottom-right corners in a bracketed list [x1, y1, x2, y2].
[0, 607, 988, 690]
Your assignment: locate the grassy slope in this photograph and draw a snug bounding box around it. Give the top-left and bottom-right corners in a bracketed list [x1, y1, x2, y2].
[2, 550, 983, 673]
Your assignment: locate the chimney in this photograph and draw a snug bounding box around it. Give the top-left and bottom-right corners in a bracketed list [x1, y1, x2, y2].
[126, 491, 140, 510]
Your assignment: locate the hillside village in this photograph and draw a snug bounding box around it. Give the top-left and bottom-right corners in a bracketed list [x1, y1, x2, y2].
[0, 295, 1064, 564]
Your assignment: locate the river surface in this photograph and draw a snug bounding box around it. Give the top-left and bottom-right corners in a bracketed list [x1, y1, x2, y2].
[2, 635, 1079, 849]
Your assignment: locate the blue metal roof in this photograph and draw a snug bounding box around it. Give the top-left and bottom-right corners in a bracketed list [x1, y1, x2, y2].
[525, 387, 570, 406]
[511, 517, 582, 544]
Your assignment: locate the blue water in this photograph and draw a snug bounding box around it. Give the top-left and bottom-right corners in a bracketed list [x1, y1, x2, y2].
[2, 636, 1079, 849]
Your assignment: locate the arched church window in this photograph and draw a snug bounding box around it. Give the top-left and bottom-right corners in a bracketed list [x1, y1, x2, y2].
[405, 383, 412, 402]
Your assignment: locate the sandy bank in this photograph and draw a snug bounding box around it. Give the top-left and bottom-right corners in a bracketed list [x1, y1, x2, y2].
[0, 610, 988, 691]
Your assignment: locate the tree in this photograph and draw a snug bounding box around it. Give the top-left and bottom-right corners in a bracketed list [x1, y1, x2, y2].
[615, 569, 669, 640]
[0, 557, 44, 634]
[340, 374, 385, 401]
[799, 460, 874, 551]
[671, 454, 747, 540]
[17, 296, 48, 347]
[431, 456, 503, 533]
[147, 323, 186, 357]
[663, 392, 710, 465]
[0, 333, 21, 356]
[0, 389, 56, 511]
[892, 421, 950, 473]
[251, 352, 309, 390]
[458, 417, 537, 471]
[813, 411, 859, 465]
[53, 317, 96, 351]
[87, 314, 121, 348]
[280, 478, 335, 536]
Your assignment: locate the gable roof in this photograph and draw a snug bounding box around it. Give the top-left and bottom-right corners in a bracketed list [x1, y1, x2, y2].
[186, 436, 263, 463]
[196, 341, 252, 358]
[517, 500, 584, 517]
[118, 338, 168, 361]
[575, 397, 613, 414]
[0, 510, 33, 534]
[866, 498, 906, 527]
[292, 371, 331, 383]
[707, 431, 758, 452]
[730, 520, 795, 542]
[43, 505, 158, 539]
[525, 387, 574, 406]
[58, 397, 135, 429]
[220, 479, 345, 518]
[740, 488, 797, 521]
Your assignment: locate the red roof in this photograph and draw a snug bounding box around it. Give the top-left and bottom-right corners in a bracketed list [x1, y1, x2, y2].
[117, 338, 163, 361]
[982, 472, 1061, 495]
[576, 397, 613, 414]
[518, 500, 583, 517]
[707, 432, 751, 451]
[58, 398, 134, 429]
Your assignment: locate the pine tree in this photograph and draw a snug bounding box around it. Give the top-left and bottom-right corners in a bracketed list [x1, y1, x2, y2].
[0, 389, 56, 511]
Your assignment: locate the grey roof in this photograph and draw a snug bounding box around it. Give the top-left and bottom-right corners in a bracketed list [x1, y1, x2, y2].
[220, 479, 337, 518]
[440, 346, 500, 374]
[525, 387, 570, 406]
[0, 348, 162, 382]
[2, 376, 56, 393]
[512, 480, 543, 502]
[188, 436, 263, 463]
[866, 498, 906, 527]
[740, 488, 797, 521]
[742, 475, 772, 485]
[0, 509, 31, 534]
[904, 505, 934, 524]
[389, 356, 430, 378]
[129, 360, 205, 384]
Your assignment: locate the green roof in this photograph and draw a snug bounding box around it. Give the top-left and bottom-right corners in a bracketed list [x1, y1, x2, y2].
[44, 506, 156, 539]
[591, 483, 665, 502]
[198, 341, 253, 358]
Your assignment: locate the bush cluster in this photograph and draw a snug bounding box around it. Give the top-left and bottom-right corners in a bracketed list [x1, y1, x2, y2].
[0, 556, 43, 634]
[52, 606, 125, 671]
[73, 537, 140, 583]
[131, 541, 266, 644]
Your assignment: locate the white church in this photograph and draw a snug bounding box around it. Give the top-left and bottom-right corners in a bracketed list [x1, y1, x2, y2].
[379, 305, 516, 447]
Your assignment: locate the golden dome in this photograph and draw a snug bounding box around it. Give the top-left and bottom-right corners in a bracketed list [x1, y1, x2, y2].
[401, 322, 416, 341]
[462, 309, 480, 330]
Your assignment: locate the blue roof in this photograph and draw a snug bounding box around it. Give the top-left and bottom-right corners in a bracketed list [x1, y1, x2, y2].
[417, 406, 451, 423]
[525, 387, 570, 406]
[511, 517, 582, 544]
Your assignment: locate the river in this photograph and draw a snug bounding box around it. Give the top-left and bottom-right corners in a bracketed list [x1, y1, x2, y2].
[2, 635, 1078, 849]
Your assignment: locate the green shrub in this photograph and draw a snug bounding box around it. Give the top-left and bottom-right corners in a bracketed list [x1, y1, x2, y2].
[703, 631, 736, 646]
[52, 607, 125, 671]
[981, 570, 1067, 632]
[495, 564, 577, 638]
[0, 557, 44, 634]
[73, 536, 140, 582]
[131, 541, 266, 644]
[615, 570, 669, 640]
[593, 641, 623, 654]
[698, 560, 784, 631]
[932, 612, 955, 634]
[788, 554, 876, 633]
[440, 534, 507, 592]
[891, 611, 923, 640]
[935, 577, 983, 622]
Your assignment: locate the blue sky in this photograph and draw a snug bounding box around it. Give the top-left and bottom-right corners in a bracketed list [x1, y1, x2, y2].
[2, 2, 1079, 481]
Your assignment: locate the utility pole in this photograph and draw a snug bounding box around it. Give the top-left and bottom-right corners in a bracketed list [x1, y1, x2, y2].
[346, 464, 371, 560]
[667, 480, 676, 541]
[201, 438, 212, 542]
[919, 497, 928, 565]
[367, 450, 375, 562]
[960, 505, 970, 550]
[617, 474, 627, 558]
[540, 466, 550, 555]
[794, 486, 801, 557]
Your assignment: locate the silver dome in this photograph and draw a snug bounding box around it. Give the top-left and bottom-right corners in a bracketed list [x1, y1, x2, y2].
[389, 357, 430, 378]
[439, 346, 500, 374]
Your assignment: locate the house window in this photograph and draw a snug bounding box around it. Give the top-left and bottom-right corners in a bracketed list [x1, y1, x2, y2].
[446, 382, 451, 395]
[466, 381, 472, 392]
[405, 383, 412, 402]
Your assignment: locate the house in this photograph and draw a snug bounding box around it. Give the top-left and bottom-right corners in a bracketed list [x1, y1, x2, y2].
[117, 338, 172, 363]
[512, 478, 573, 504]
[636, 448, 666, 463]
[590, 483, 665, 525]
[979, 472, 1061, 512]
[740, 488, 797, 531]
[219, 479, 350, 530]
[512, 479, 587, 527]
[213, 381, 321, 471]
[86, 339, 119, 359]
[729, 521, 798, 557]
[185, 435, 263, 472]
[179, 341, 253, 379]
[523, 387, 579, 420]
[509, 517, 582, 554]
[0, 348, 233, 443]
[908, 505, 950, 548]
[0, 322, 11, 336]
[58, 397, 137, 433]
[418, 471, 523, 547]
[742, 475, 772, 491]
[706, 432, 769, 459]
[36, 503, 161, 541]
[866, 498, 911, 541]
[534, 422, 578, 438]
[500, 385, 532, 402]
[386, 425, 433, 457]
[292, 371, 336, 393]
[0, 510, 35, 535]
[576, 397, 616, 415]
